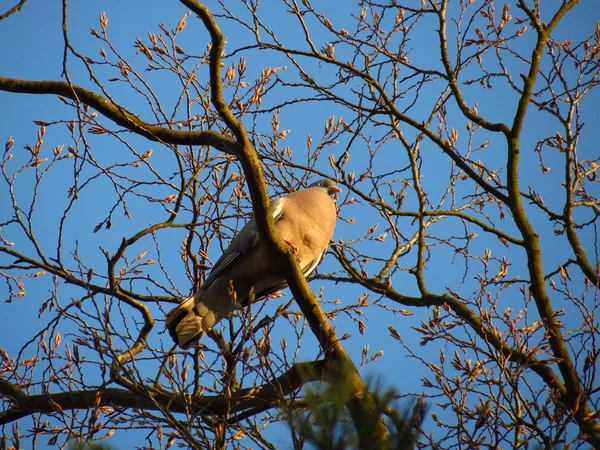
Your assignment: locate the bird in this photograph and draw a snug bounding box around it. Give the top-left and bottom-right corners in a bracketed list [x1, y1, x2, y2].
[165, 178, 341, 349]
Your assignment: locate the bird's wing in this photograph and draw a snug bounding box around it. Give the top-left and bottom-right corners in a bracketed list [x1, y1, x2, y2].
[244, 249, 326, 304]
[201, 197, 285, 288]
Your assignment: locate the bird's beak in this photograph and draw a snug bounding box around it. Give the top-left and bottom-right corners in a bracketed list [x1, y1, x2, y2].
[330, 185, 342, 193]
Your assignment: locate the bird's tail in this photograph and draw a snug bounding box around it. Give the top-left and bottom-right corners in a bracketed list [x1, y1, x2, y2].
[165, 296, 219, 349]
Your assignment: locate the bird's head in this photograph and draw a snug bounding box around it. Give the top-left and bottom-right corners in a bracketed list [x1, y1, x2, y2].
[308, 178, 342, 196]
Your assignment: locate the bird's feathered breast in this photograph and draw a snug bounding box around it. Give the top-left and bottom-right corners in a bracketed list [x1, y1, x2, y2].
[276, 187, 337, 258]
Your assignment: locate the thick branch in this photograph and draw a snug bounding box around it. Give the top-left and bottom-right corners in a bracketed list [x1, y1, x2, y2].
[505, 1, 600, 445]
[0, 360, 325, 425]
[180, 1, 388, 447]
[507, 0, 580, 396]
[0, 76, 240, 155]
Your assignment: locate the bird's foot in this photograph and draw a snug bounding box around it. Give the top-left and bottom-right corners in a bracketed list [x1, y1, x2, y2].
[284, 240, 302, 263]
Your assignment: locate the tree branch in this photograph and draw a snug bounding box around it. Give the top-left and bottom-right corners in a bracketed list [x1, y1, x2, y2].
[0, 0, 28, 21]
[250, 40, 510, 204]
[179, 1, 389, 447]
[0, 360, 326, 425]
[505, 1, 600, 444]
[0, 76, 240, 156]
[435, 0, 511, 135]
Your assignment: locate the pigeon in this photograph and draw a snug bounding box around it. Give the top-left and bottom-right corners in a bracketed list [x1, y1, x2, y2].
[165, 179, 340, 348]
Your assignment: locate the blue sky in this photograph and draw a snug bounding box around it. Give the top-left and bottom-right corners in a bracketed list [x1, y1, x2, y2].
[1, 1, 599, 448]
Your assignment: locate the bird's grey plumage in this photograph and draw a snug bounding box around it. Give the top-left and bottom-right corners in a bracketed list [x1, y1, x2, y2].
[165, 179, 340, 349]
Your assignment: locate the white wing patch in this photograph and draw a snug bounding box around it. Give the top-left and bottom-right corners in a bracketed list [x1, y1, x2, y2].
[270, 197, 285, 221]
[302, 251, 325, 278]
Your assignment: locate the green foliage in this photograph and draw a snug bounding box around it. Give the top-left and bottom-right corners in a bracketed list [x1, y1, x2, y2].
[68, 441, 115, 450]
[283, 366, 426, 450]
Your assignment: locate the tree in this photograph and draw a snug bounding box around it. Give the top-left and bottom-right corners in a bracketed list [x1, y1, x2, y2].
[0, 0, 598, 448]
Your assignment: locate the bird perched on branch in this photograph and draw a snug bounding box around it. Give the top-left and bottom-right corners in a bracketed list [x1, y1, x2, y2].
[165, 179, 341, 349]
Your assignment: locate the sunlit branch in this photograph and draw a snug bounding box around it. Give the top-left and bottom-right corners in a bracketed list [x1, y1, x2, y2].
[332, 246, 568, 394]
[179, 1, 389, 446]
[0, 246, 175, 304]
[0, 360, 326, 426]
[505, 3, 595, 439]
[0, 0, 28, 21]
[0, 76, 240, 156]
[249, 38, 510, 204]
[435, 0, 511, 135]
